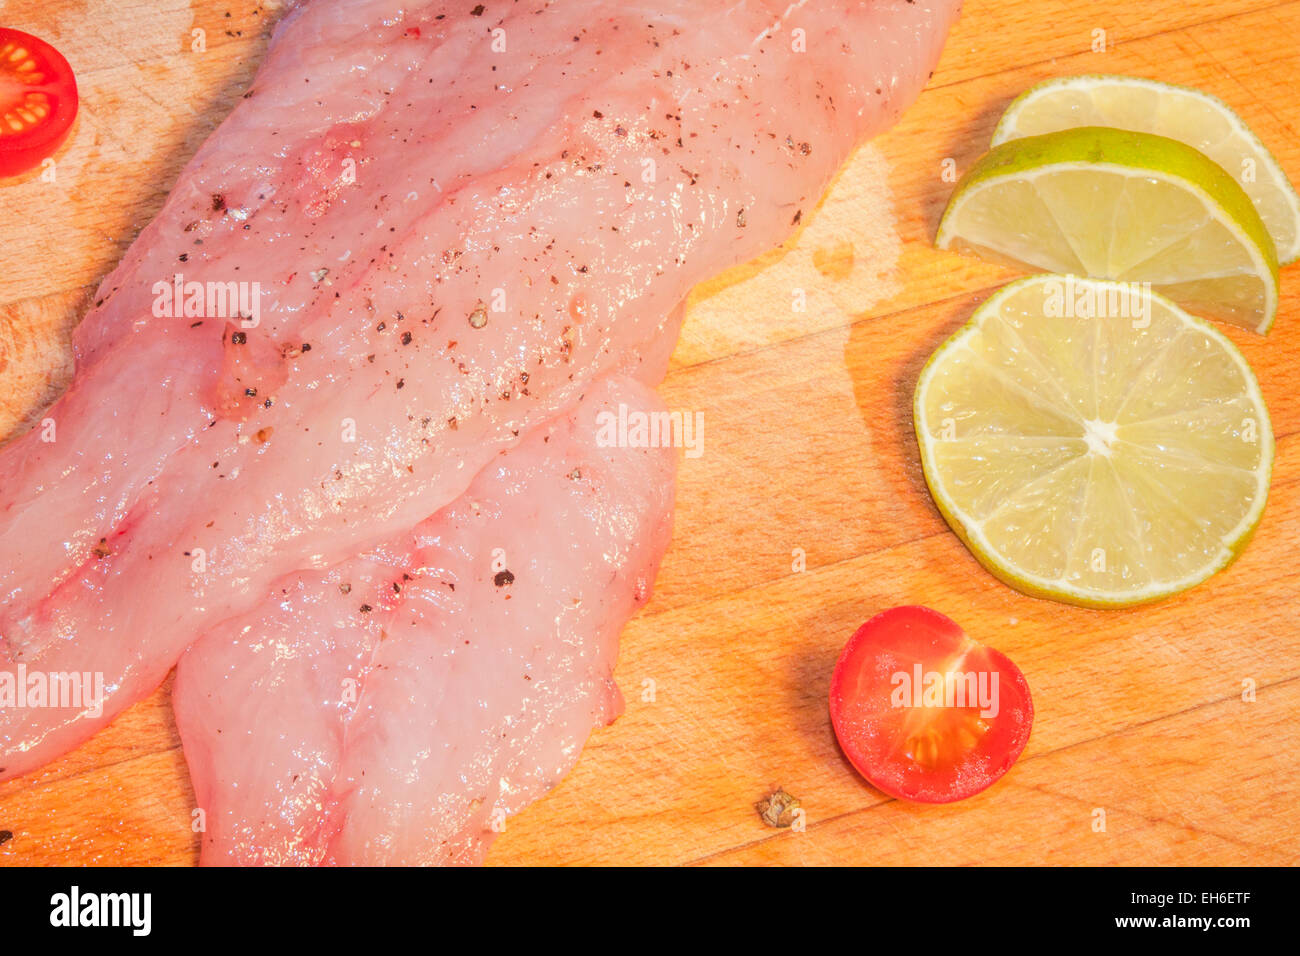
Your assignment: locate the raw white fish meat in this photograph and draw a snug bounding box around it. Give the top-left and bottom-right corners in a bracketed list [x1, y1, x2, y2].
[0, 0, 960, 856]
[173, 375, 675, 865]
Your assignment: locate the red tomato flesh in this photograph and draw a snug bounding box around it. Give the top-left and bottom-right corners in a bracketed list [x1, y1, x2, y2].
[0, 28, 79, 178]
[829, 606, 1033, 803]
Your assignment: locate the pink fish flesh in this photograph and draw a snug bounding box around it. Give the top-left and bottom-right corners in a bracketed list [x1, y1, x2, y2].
[0, 0, 960, 819]
[173, 375, 675, 865]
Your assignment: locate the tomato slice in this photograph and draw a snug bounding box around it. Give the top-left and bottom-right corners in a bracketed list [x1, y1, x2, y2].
[0, 28, 79, 178]
[829, 606, 1033, 803]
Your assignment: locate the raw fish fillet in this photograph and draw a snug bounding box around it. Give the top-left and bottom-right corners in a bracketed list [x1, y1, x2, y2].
[0, 0, 959, 781]
[173, 376, 675, 865]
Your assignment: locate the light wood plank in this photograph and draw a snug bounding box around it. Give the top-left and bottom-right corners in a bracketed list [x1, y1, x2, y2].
[2, 0, 1298, 867]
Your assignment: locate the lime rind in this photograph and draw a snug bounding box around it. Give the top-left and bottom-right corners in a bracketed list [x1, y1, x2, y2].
[914, 275, 1273, 608]
[991, 74, 1300, 264]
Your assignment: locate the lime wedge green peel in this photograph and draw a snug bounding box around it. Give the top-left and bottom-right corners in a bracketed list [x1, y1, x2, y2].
[914, 275, 1273, 608]
[992, 74, 1300, 265]
[936, 126, 1279, 333]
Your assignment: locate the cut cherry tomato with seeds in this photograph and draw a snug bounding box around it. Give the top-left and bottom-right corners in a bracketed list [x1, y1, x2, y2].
[0, 28, 79, 179]
[829, 606, 1033, 803]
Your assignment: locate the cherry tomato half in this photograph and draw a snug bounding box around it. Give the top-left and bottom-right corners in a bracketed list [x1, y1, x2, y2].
[0, 28, 79, 178]
[829, 605, 1033, 803]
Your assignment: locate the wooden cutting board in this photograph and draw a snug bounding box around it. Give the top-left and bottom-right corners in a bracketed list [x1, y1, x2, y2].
[1, 0, 1298, 866]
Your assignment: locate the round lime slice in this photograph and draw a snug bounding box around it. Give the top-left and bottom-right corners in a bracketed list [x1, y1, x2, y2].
[914, 275, 1273, 607]
[992, 74, 1300, 265]
[936, 126, 1280, 333]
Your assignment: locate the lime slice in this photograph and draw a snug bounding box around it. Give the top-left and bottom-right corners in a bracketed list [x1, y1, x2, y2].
[914, 275, 1273, 608]
[992, 74, 1300, 265]
[936, 126, 1280, 333]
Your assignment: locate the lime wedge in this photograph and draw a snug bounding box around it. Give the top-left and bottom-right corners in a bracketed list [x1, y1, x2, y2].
[992, 74, 1300, 265]
[936, 126, 1280, 333]
[914, 275, 1273, 608]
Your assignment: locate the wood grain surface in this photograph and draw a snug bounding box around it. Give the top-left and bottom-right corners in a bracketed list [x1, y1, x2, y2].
[1, 0, 1298, 866]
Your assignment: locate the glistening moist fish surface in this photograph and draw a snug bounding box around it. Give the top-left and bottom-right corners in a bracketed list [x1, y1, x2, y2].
[173, 375, 676, 866]
[0, 0, 960, 784]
